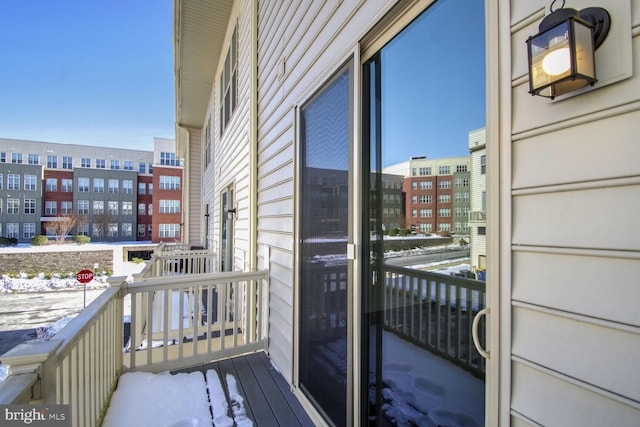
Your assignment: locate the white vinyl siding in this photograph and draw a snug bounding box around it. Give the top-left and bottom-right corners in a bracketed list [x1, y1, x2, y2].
[505, 0, 640, 425]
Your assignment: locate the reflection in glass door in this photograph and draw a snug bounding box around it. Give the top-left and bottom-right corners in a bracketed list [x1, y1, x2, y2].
[361, 1, 487, 425]
[299, 61, 352, 426]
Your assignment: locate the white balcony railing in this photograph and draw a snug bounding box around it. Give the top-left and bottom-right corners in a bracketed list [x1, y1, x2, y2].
[0, 247, 268, 427]
[468, 210, 486, 223]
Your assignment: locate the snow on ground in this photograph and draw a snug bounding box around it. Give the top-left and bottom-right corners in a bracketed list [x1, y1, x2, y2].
[103, 370, 253, 427]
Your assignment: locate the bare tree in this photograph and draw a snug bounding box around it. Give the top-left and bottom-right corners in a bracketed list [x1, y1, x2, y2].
[43, 214, 79, 244]
[92, 213, 113, 242]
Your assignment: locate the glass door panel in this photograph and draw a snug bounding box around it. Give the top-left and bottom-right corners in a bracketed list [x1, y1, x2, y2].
[299, 62, 352, 426]
[361, 1, 487, 425]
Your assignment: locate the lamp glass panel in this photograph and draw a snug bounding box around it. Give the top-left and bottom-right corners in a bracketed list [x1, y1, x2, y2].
[529, 21, 572, 91]
[573, 20, 595, 79]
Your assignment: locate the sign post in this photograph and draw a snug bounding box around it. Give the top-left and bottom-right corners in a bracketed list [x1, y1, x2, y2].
[76, 269, 94, 308]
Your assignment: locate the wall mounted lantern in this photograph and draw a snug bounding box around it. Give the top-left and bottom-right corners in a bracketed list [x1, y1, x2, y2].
[527, 1, 610, 99]
[227, 208, 236, 220]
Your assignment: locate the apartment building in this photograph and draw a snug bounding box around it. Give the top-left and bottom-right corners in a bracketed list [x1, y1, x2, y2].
[0, 137, 181, 243]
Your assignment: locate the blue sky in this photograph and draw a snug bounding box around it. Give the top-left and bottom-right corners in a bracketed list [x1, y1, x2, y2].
[0, 0, 174, 151]
[381, 0, 486, 165]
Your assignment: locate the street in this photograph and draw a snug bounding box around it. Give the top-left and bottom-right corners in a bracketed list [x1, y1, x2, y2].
[384, 248, 470, 268]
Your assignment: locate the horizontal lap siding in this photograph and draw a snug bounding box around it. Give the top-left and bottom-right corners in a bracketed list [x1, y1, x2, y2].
[256, 0, 391, 382]
[508, 0, 640, 424]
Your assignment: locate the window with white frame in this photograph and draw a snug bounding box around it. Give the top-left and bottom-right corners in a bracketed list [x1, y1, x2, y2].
[93, 178, 104, 193]
[81, 157, 91, 168]
[148, 183, 153, 194]
[23, 223, 35, 239]
[439, 223, 451, 232]
[137, 224, 145, 237]
[438, 208, 451, 217]
[411, 182, 417, 190]
[419, 223, 432, 233]
[93, 200, 104, 215]
[160, 152, 179, 166]
[28, 154, 39, 164]
[7, 199, 19, 214]
[108, 223, 118, 237]
[11, 153, 22, 164]
[122, 223, 132, 237]
[61, 201, 73, 214]
[61, 178, 73, 192]
[110, 160, 120, 170]
[148, 204, 153, 215]
[124, 161, 134, 171]
[138, 203, 146, 216]
[159, 176, 180, 190]
[24, 199, 36, 215]
[438, 194, 451, 203]
[108, 179, 119, 193]
[77, 200, 89, 215]
[122, 180, 133, 194]
[96, 159, 105, 169]
[122, 201, 133, 215]
[108, 201, 118, 215]
[77, 223, 89, 236]
[159, 199, 180, 214]
[439, 180, 451, 189]
[480, 154, 486, 174]
[159, 223, 180, 238]
[24, 175, 37, 191]
[420, 181, 432, 190]
[419, 167, 431, 176]
[45, 201, 57, 215]
[456, 164, 467, 172]
[47, 155, 57, 168]
[438, 166, 451, 174]
[420, 195, 431, 203]
[46, 178, 57, 192]
[0, 174, 3, 189]
[204, 115, 212, 169]
[138, 183, 146, 194]
[62, 156, 73, 169]
[7, 223, 18, 239]
[78, 177, 89, 192]
[139, 162, 146, 174]
[7, 174, 20, 190]
[219, 25, 238, 136]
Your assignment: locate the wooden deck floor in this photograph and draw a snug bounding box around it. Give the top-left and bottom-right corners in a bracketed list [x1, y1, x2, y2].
[172, 351, 315, 427]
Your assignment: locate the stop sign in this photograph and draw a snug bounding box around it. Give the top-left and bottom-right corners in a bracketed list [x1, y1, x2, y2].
[76, 269, 94, 283]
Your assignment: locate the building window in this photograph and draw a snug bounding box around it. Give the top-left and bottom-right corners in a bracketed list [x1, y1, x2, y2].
[124, 161, 134, 171]
[138, 183, 146, 194]
[7, 223, 19, 239]
[47, 155, 58, 168]
[81, 158, 91, 168]
[92, 224, 102, 238]
[0, 174, 3, 189]
[11, 153, 23, 164]
[108, 179, 119, 193]
[24, 199, 36, 215]
[480, 154, 486, 175]
[204, 115, 212, 169]
[438, 194, 451, 203]
[62, 156, 73, 169]
[420, 181, 432, 190]
[7, 174, 20, 190]
[61, 178, 73, 192]
[138, 203, 146, 216]
[463, 192, 470, 202]
[77, 223, 89, 236]
[139, 162, 146, 174]
[420, 195, 432, 204]
[93, 200, 104, 215]
[78, 177, 89, 192]
[45, 178, 57, 192]
[438, 166, 451, 175]
[61, 201, 73, 214]
[77, 200, 89, 215]
[108, 201, 118, 215]
[147, 224, 152, 236]
[28, 154, 39, 165]
[439, 223, 451, 232]
[137, 224, 146, 237]
[478, 226, 486, 236]
[45, 201, 57, 215]
[411, 209, 417, 218]
[419, 167, 431, 176]
[160, 152, 179, 166]
[411, 182, 417, 190]
[439, 180, 451, 189]
[23, 223, 36, 239]
[148, 183, 153, 195]
[148, 164, 153, 174]
[456, 164, 468, 173]
[122, 201, 133, 215]
[24, 175, 37, 191]
[159, 200, 180, 214]
[420, 223, 432, 233]
[220, 25, 238, 136]
[159, 223, 180, 238]
[438, 208, 451, 217]
[110, 160, 120, 170]
[93, 178, 104, 193]
[108, 223, 118, 237]
[122, 223, 132, 237]
[96, 159, 106, 169]
[122, 180, 133, 194]
[148, 204, 153, 215]
[159, 176, 180, 190]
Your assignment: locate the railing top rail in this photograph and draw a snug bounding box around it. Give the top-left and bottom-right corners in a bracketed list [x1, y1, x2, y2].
[154, 250, 216, 258]
[382, 264, 486, 291]
[126, 269, 268, 294]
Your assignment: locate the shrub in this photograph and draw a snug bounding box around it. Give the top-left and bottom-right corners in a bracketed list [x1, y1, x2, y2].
[399, 229, 409, 237]
[31, 235, 49, 246]
[0, 237, 17, 247]
[388, 228, 399, 236]
[74, 235, 91, 245]
[132, 257, 144, 264]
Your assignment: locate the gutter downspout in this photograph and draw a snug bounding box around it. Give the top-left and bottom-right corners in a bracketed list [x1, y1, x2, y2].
[249, 0, 258, 271]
